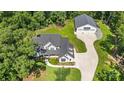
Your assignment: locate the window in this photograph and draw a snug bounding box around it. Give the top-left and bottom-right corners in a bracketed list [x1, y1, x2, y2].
[84, 27, 90, 30]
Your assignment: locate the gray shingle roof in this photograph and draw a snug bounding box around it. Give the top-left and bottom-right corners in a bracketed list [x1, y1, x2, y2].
[33, 34, 61, 47]
[59, 38, 74, 58]
[74, 14, 97, 29]
[33, 34, 74, 58]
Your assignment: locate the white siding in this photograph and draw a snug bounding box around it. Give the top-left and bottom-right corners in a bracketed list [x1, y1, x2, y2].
[76, 24, 97, 34]
[44, 42, 57, 50]
[48, 45, 57, 50]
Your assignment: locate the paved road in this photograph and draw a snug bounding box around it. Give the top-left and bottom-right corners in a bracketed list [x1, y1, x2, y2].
[74, 33, 99, 81]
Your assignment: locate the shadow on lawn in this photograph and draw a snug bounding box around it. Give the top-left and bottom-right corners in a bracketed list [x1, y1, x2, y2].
[54, 68, 70, 81]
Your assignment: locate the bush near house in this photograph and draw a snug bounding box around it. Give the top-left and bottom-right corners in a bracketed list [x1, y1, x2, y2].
[49, 58, 58, 65]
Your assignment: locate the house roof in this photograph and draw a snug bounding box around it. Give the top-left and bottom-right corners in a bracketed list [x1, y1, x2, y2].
[59, 38, 74, 58]
[33, 34, 61, 47]
[33, 34, 74, 58]
[74, 14, 98, 29]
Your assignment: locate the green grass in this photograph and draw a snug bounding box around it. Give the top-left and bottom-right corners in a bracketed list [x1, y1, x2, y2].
[34, 66, 81, 81]
[49, 58, 59, 65]
[45, 66, 81, 81]
[32, 20, 86, 53]
[93, 21, 113, 80]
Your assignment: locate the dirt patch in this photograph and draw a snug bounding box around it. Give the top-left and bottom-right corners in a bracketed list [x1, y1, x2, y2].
[23, 72, 35, 81]
[23, 70, 46, 81]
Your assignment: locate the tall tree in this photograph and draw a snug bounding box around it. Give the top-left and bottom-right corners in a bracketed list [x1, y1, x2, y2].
[49, 11, 66, 26]
[0, 28, 36, 80]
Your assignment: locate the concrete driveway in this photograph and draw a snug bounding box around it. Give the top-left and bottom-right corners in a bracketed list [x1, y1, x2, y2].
[74, 32, 100, 81]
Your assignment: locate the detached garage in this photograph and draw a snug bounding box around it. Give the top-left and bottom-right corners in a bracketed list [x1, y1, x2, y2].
[74, 14, 98, 34]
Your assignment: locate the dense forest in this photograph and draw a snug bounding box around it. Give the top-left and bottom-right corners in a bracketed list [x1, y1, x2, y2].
[0, 11, 124, 80]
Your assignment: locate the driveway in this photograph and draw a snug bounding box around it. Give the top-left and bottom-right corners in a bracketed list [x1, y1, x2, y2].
[74, 32, 100, 81]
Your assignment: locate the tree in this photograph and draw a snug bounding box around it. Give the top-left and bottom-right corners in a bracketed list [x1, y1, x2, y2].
[96, 69, 121, 81]
[115, 24, 124, 56]
[0, 28, 36, 80]
[100, 35, 115, 54]
[66, 11, 82, 19]
[49, 11, 66, 26]
[102, 12, 124, 57]
[33, 11, 46, 26]
[104, 12, 122, 32]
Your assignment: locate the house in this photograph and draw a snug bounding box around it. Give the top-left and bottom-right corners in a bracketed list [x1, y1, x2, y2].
[33, 34, 74, 62]
[74, 14, 98, 34]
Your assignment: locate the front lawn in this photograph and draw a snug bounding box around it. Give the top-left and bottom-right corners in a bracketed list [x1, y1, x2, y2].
[34, 66, 81, 81]
[32, 20, 86, 53]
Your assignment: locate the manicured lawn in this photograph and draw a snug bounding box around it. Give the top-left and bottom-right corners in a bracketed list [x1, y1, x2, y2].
[32, 20, 86, 53]
[34, 66, 81, 81]
[93, 21, 113, 80]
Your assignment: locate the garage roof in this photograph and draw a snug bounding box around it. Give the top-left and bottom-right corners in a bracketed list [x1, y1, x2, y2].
[74, 14, 98, 29]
